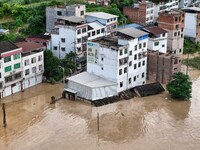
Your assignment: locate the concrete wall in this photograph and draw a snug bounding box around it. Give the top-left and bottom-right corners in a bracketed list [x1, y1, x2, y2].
[147, 51, 181, 84]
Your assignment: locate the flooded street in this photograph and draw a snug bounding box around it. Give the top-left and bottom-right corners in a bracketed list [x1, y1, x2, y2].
[0, 76, 200, 150]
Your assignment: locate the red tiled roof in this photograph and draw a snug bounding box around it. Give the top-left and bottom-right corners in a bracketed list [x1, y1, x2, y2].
[15, 42, 44, 53]
[144, 26, 167, 36]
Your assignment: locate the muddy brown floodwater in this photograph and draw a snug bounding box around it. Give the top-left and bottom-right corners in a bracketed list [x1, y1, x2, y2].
[0, 76, 200, 150]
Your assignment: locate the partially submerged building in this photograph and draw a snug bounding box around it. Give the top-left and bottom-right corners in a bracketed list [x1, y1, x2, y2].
[147, 50, 181, 84]
[0, 40, 44, 98]
[65, 28, 149, 101]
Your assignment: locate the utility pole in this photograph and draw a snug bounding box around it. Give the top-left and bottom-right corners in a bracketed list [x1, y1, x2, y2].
[186, 52, 189, 75]
[2, 103, 7, 128]
[59, 66, 65, 89]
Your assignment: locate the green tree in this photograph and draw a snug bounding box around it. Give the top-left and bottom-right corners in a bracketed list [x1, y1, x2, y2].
[44, 50, 62, 81]
[167, 72, 192, 100]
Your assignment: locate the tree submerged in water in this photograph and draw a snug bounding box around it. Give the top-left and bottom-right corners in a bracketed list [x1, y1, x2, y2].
[167, 72, 192, 100]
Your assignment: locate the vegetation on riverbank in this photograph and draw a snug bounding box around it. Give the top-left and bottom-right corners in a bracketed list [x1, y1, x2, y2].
[167, 72, 192, 100]
[183, 38, 200, 54]
[183, 56, 200, 70]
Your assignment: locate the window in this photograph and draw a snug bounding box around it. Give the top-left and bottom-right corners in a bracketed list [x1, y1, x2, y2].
[162, 44, 165, 47]
[129, 78, 132, 84]
[142, 72, 145, 78]
[61, 38, 65, 43]
[14, 63, 20, 69]
[143, 42, 146, 48]
[82, 28, 86, 33]
[101, 57, 104, 61]
[101, 67, 104, 70]
[175, 17, 178, 21]
[25, 69, 29, 76]
[0, 73, 1, 78]
[38, 55, 42, 61]
[138, 62, 141, 68]
[133, 76, 136, 81]
[39, 65, 43, 71]
[154, 42, 159, 46]
[77, 38, 81, 43]
[134, 54, 137, 60]
[174, 32, 177, 37]
[77, 29, 81, 35]
[162, 33, 166, 37]
[129, 61, 132, 66]
[53, 46, 57, 50]
[134, 64, 137, 69]
[0, 82, 2, 89]
[92, 31, 95, 36]
[81, 10, 84, 16]
[120, 50, 123, 55]
[88, 32, 91, 37]
[142, 60, 145, 66]
[57, 11, 62, 16]
[97, 30, 100, 34]
[25, 59, 29, 66]
[139, 43, 142, 49]
[135, 45, 137, 51]
[179, 49, 182, 53]
[4, 56, 11, 63]
[31, 57, 36, 63]
[61, 47, 65, 51]
[14, 72, 21, 80]
[120, 81, 123, 88]
[129, 50, 132, 55]
[14, 54, 20, 60]
[5, 75, 12, 83]
[124, 48, 128, 54]
[32, 67, 36, 73]
[119, 69, 122, 75]
[5, 66, 12, 72]
[124, 67, 127, 73]
[101, 28, 105, 33]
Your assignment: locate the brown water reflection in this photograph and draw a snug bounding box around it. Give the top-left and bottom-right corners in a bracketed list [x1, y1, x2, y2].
[0, 78, 200, 150]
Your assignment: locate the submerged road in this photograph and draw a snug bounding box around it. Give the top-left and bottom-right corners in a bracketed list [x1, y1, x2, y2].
[0, 78, 200, 150]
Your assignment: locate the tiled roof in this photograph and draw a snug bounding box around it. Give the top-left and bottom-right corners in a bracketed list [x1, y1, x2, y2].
[27, 34, 51, 40]
[144, 26, 167, 36]
[0, 41, 19, 54]
[15, 42, 44, 53]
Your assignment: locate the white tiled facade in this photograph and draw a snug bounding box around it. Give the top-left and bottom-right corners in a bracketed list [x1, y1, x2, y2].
[87, 30, 148, 93]
[0, 42, 44, 98]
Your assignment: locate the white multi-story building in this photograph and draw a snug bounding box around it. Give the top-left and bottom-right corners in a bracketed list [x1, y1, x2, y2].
[51, 16, 87, 58]
[65, 28, 149, 101]
[143, 26, 168, 53]
[15, 42, 44, 89]
[50, 12, 118, 59]
[0, 41, 44, 98]
[183, 7, 200, 43]
[86, 12, 118, 33]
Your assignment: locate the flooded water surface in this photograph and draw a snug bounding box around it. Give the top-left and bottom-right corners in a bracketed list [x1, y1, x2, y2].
[0, 78, 200, 150]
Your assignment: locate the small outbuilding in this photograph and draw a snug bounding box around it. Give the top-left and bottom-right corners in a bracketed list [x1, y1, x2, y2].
[65, 71, 118, 101]
[134, 82, 165, 97]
